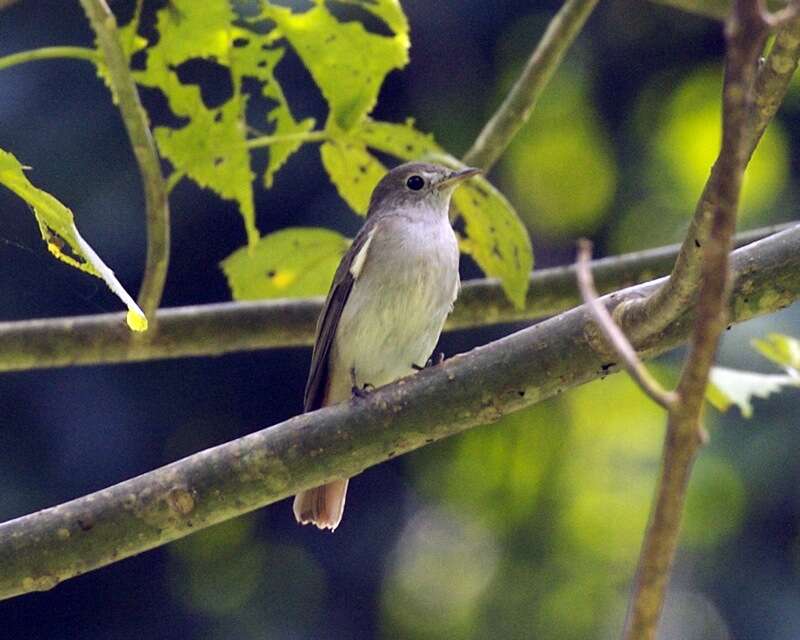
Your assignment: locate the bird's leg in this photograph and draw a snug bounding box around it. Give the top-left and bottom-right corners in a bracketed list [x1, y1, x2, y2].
[412, 351, 445, 371]
[350, 367, 375, 398]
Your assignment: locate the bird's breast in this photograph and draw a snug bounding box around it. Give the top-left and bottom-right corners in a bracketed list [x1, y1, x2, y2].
[327, 216, 459, 402]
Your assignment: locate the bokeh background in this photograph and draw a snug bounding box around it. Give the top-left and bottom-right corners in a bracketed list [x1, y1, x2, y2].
[1, 1, 800, 638]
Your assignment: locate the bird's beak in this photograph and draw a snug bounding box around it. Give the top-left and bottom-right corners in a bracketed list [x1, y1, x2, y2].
[437, 166, 482, 190]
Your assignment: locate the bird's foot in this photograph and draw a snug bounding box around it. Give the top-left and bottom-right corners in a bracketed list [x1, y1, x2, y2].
[412, 351, 445, 371]
[351, 383, 375, 399]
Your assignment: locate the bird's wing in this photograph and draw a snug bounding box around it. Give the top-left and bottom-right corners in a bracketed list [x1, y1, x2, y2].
[303, 218, 380, 411]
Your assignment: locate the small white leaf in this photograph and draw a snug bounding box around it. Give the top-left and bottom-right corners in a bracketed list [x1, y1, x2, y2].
[707, 366, 799, 418]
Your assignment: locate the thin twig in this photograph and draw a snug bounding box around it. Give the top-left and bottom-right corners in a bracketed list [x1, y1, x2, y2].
[616, 10, 800, 346]
[0, 47, 99, 71]
[576, 239, 676, 410]
[623, 3, 770, 638]
[80, 0, 170, 323]
[0, 220, 798, 601]
[462, 0, 599, 171]
[0, 223, 790, 374]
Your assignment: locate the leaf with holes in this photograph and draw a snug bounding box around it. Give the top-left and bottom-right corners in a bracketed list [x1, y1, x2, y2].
[320, 139, 386, 214]
[0, 149, 147, 331]
[221, 227, 351, 299]
[134, 0, 312, 245]
[228, 34, 316, 188]
[266, 1, 409, 131]
[707, 366, 799, 418]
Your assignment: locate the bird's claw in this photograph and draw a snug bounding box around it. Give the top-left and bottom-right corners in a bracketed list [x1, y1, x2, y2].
[412, 351, 445, 371]
[351, 383, 375, 399]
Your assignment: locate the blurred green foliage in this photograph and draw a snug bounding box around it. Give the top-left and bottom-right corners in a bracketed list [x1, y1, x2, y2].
[502, 67, 618, 237]
[380, 370, 746, 639]
[614, 65, 789, 252]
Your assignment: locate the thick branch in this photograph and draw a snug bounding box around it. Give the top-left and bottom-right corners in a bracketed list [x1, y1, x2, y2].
[79, 0, 170, 322]
[623, 3, 769, 638]
[462, 0, 599, 170]
[0, 224, 787, 374]
[0, 222, 798, 601]
[616, 11, 800, 345]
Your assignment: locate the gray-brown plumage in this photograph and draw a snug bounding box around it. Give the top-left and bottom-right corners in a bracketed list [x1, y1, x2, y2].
[293, 162, 480, 530]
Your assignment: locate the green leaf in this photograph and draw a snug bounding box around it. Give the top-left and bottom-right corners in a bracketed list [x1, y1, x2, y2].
[228, 35, 315, 187]
[751, 333, 800, 372]
[320, 139, 386, 214]
[707, 366, 799, 418]
[135, 0, 257, 244]
[221, 227, 350, 299]
[266, 1, 410, 131]
[454, 179, 533, 310]
[356, 118, 440, 159]
[335, 0, 409, 34]
[0, 148, 147, 331]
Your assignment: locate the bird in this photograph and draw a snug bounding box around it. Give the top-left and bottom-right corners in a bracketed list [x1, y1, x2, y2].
[293, 161, 480, 531]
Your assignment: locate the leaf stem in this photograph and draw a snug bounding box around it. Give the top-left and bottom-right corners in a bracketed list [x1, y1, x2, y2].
[80, 0, 170, 324]
[462, 0, 599, 171]
[246, 130, 329, 150]
[0, 46, 99, 71]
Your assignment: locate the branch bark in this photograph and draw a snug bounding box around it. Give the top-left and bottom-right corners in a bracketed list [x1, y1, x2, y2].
[0, 222, 798, 601]
[0, 224, 787, 374]
[575, 239, 676, 410]
[623, 3, 771, 637]
[79, 0, 170, 322]
[616, 11, 800, 346]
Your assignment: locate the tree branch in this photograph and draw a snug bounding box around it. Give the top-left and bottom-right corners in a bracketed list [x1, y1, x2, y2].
[0, 224, 788, 374]
[0, 222, 798, 601]
[79, 0, 170, 323]
[616, 10, 800, 346]
[462, 0, 599, 171]
[576, 239, 676, 410]
[623, 3, 770, 637]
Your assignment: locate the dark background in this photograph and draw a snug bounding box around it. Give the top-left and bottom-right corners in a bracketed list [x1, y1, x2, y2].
[1, 1, 800, 638]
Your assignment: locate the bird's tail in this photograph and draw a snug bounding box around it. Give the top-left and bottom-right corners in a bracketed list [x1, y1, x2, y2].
[293, 479, 349, 531]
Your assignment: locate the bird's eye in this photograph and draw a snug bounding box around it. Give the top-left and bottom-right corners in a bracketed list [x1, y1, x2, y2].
[406, 175, 425, 191]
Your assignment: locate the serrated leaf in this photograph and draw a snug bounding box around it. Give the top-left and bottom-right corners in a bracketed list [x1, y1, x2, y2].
[135, 0, 257, 245]
[336, 0, 409, 34]
[707, 366, 799, 418]
[751, 333, 800, 373]
[221, 227, 350, 299]
[454, 179, 533, 310]
[0, 148, 147, 331]
[320, 139, 386, 214]
[266, 1, 409, 131]
[228, 34, 315, 187]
